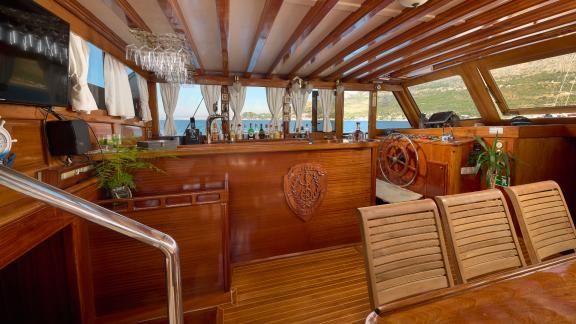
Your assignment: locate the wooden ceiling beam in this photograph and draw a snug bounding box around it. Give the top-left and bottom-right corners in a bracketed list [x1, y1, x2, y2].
[53, 0, 126, 50]
[157, 0, 204, 73]
[307, 0, 451, 79]
[321, 0, 495, 81]
[244, 0, 283, 77]
[114, 0, 152, 32]
[391, 12, 576, 78]
[434, 26, 576, 71]
[216, 0, 230, 76]
[347, 0, 555, 81]
[361, 0, 569, 81]
[287, 0, 395, 77]
[265, 0, 339, 77]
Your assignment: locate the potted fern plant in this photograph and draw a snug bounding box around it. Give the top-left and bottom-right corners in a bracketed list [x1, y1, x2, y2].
[96, 144, 163, 199]
[474, 134, 511, 189]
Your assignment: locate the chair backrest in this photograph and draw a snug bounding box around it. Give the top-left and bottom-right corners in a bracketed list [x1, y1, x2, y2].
[357, 199, 453, 309]
[435, 189, 526, 283]
[503, 181, 576, 263]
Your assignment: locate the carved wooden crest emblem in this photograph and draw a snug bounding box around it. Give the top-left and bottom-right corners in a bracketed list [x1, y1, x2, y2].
[284, 163, 327, 221]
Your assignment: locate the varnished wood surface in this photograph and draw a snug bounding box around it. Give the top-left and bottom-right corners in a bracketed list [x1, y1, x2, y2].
[219, 246, 371, 323]
[375, 255, 576, 323]
[504, 181, 576, 264]
[132, 145, 376, 264]
[89, 190, 230, 318]
[358, 200, 453, 309]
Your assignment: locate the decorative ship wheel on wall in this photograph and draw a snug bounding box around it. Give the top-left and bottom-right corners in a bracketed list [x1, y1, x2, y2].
[378, 133, 419, 187]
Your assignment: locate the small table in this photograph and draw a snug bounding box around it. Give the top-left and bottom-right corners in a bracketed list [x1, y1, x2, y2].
[371, 255, 576, 323]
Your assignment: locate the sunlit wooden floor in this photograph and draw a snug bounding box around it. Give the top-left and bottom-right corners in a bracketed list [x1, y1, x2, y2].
[218, 246, 371, 323]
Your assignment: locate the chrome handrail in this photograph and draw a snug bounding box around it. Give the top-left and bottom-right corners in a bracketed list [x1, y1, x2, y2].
[0, 165, 183, 324]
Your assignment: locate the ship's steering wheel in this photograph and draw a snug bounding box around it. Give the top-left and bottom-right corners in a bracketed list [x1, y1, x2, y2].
[378, 133, 419, 187]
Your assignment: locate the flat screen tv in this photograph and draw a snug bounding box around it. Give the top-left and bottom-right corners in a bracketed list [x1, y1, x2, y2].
[0, 0, 70, 107]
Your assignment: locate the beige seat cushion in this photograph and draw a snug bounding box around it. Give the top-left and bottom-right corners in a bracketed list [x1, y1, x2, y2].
[376, 179, 423, 203]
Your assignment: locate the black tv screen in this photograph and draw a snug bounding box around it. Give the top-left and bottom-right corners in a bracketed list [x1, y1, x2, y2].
[0, 0, 69, 107]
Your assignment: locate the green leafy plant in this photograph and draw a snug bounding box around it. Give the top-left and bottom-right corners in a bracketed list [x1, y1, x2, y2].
[474, 134, 511, 188]
[96, 145, 163, 195]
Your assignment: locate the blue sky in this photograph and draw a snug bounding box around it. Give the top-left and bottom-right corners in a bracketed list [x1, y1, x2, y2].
[156, 85, 271, 119]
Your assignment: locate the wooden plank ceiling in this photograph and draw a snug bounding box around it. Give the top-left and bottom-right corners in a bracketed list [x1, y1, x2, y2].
[71, 0, 576, 82]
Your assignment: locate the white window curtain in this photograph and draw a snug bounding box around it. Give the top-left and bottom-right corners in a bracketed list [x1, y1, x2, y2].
[68, 33, 97, 113]
[266, 87, 285, 128]
[318, 89, 335, 132]
[230, 86, 246, 127]
[160, 83, 180, 136]
[104, 53, 135, 118]
[136, 74, 151, 122]
[200, 85, 221, 116]
[291, 88, 311, 131]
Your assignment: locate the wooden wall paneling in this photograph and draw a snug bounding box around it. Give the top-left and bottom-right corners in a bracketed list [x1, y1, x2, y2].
[88, 199, 230, 318]
[4, 119, 48, 172]
[335, 90, 344, 138]
[131, 147, 375, 264]
[459, 64, 501, 124]
[368, 91, 378, 139]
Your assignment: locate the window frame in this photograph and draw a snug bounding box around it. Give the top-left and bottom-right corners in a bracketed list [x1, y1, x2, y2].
[404, 69, 483, 121]
[480, 53, 576, 116]
[374, 90, 410, 130]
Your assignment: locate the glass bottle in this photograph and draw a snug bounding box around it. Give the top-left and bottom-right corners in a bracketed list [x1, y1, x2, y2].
[299, 126, 305, 138]
[305, 123, 311, 140]
[211, 121, 219, 142]
[259, 123, 265, 139]
[353, 121, 364, 142]
[236, 123, 243, 141]
[248, 123, 255, 140]
[264, 124, 270, 139]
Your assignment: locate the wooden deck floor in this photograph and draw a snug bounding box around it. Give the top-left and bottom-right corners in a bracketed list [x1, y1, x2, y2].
[218, 246, 372, 323]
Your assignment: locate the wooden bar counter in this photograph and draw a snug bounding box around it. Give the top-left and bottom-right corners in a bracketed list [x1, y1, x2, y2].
[131, 140, 379, 264]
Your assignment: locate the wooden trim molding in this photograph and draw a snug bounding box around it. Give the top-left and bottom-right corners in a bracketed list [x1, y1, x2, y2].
[114, 0, 152, 32]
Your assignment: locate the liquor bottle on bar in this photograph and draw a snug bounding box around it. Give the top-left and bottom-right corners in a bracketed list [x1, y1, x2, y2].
[211, 120, 219, 143]
[236, 124, 243, 141]
[305, 123, 311, 140]
[264, 124, 270, 139]
[221, 85, 230, 140]
[353, 122, 365, 142]
[248, 123, 255, 140]
[258, 124, 265, 139]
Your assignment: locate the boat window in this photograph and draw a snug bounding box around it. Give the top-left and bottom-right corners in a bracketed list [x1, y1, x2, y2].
[376, 91, 410, 129]
[344, 91, 370, 133]
[243, 87, 272, 131]
[87, 42, 105, 108]
[490, 52, 576, 116]
[157, 84, 205, 135]
[126, 67, 142, 118]
[290, 91, 312, 133]
[315, 91, 335, 132]
[408, 75, 480, 120]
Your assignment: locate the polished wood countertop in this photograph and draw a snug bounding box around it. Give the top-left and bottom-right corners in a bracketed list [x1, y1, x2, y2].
[91, 140, 379, 159]
[373, 255, 576, 323]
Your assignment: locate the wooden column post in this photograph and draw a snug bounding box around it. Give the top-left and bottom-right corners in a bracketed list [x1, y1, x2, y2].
[311, 90, 318, 132]
[148, 80, 159, 138]
[459, 64, 501, 124]
[368, 90, 377, 139]
[335, 90, 344, 138]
